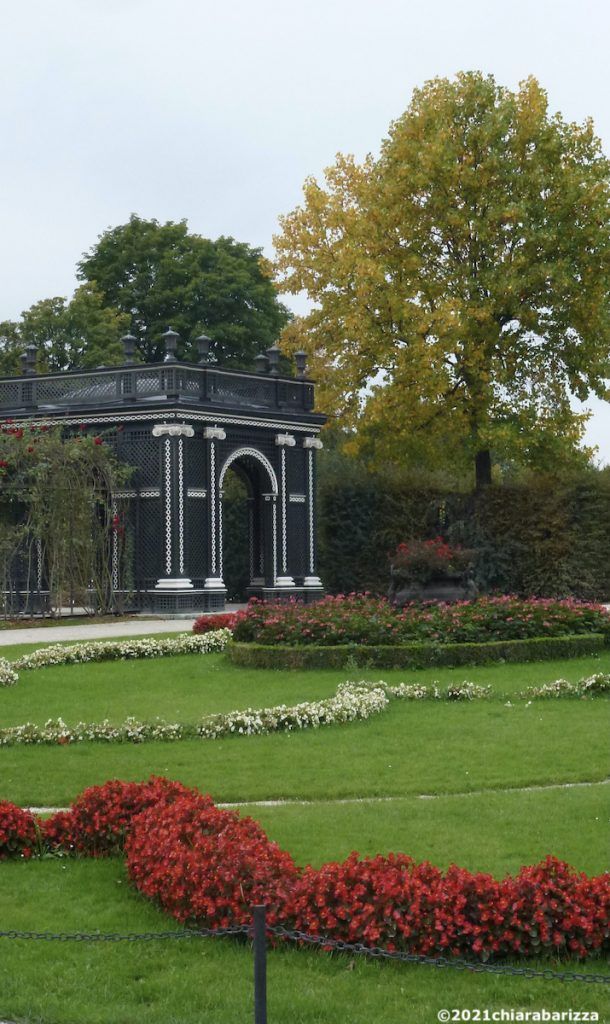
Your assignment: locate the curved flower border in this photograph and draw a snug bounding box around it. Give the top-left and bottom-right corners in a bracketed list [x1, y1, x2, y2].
[0, 673, 607, 748]
[0, 629, 232, 686]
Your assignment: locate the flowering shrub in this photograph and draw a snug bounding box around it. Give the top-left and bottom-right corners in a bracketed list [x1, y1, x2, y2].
[2, 778, 608, 961]
[0, 802, 39, 860]
[12, 628, 231, 673]
[125, 795, 298, 928]
[0, 657, 18, 687]
[281, 853, 610, 960]
[390, 537, 474, 582]
[193, 611, 245, 634]
[233, 594, 609, 647]
[43, 776, 195, 856]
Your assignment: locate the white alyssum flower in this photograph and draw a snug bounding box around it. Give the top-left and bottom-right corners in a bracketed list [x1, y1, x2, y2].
[11, 629, 232, 673]
[0, 657, 19, 687]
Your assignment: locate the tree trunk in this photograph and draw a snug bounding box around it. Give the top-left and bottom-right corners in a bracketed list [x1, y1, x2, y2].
[475, 448, 492, 489]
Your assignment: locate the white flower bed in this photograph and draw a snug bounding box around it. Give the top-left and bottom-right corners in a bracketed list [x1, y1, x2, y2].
[520, 672, 610, 699]
[370, 680, 492, 701]
[0, 658, 19, 687]
[0, 682, 389, 747]
[9, 629, 232, 677]
[0, 664, 607, 748]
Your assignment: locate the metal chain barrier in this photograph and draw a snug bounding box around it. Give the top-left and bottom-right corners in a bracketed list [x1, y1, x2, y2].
[0, 918, 608, 985]
[267, 925, 610, 985]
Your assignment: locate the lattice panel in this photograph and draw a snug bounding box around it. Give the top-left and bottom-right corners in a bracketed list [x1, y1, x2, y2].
[287, 503, 308, 580]
[186, 497, 208, 584]
[0, 380, 22, 406]
[117, 430, 161, 488]
[134, 496, 163, 583]
[185, 430, 207, 489]
[208, 374, 276, 409]
[35, 372, 118, 405]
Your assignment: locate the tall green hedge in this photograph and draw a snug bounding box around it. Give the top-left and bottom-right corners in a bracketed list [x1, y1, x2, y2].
[317, 467, 610, 600]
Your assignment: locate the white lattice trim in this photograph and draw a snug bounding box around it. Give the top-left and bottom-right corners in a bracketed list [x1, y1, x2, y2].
[23, 411, 322, 433]
[163, 438, 172, 575]
[218, 447, 278, 494]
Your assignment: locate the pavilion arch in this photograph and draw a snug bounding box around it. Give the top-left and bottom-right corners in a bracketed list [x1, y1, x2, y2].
[218, 446, 278, 495]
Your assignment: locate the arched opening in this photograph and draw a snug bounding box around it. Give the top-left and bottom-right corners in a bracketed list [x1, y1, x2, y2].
[219, 448, 278, 600]
[221, 468, 250, 602]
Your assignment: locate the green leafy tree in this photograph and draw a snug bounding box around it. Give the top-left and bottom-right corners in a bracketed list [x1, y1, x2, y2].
[274, 73, 610, 487]
[0, 321, 22, 376]
[0, 285, 127, 375]
[78, 215, 291, 364]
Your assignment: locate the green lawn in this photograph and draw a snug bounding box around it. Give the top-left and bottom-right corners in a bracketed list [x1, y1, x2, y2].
[1, 691, 608, 808]
[0, 859, 608, 1024]
[2, 648, 608, 725]
[0, 644, 608, 1023]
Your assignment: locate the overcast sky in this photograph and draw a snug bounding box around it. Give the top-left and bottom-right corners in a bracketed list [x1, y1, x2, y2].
[1, 0, 608, 462]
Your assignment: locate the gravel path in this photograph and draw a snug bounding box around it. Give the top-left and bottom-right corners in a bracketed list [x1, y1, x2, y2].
[0, 617, 196, 647]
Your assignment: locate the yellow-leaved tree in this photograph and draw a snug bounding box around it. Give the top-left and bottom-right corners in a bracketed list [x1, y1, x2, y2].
[273, 73, 610, 487]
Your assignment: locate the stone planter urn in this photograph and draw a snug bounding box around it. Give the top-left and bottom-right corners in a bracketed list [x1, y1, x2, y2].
[388, 571, 478, 607]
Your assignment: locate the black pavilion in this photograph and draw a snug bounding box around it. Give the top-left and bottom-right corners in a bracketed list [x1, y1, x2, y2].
[0, 331, 326, 612]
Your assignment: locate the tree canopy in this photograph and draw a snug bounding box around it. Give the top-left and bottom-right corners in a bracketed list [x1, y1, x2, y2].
[78, 215, 291, 364]
[0, 284, 127, 375]
[273, 73, 610, 486]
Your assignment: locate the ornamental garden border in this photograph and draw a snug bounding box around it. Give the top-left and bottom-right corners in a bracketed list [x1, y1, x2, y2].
[1, 671, 607, 748]
[1, 777, 608, 963]
[227, 633, 609, 670]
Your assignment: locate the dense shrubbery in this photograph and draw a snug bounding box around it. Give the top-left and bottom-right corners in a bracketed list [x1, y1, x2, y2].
[317, 467, 610, 600]
[2, 778, 608, 961]
[43, 777, 193, 856]
[232, 595, 609, 648]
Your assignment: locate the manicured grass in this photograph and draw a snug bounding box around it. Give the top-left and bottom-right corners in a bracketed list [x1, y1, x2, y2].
[1, 697, 608, 807]
[2, 650, 609, 727]
[246, 784, 610, 875]
[1, 646, 609, 1023]
[0, 859, 607, 1024]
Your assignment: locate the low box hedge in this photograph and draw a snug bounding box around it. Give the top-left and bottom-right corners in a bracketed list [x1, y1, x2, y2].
[227, 633, 608, 670]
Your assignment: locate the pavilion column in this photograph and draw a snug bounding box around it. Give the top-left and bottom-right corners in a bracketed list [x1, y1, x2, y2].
[203, 426, 227, 594]
[303, 436, 323, 588]
[261, 492, 279, 588]
[274, 432, 296, 587]
[152, 423, 195, 590]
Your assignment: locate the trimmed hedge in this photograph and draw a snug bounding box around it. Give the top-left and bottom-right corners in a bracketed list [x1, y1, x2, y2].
[227, 633, 608, 670]
[317, 465, 610, 600]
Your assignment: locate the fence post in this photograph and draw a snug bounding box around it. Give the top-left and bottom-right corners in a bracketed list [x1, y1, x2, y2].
[252, 905, 267, 1024]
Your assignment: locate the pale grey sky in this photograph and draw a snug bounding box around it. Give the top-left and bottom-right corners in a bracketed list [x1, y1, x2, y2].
[1, 0, 608, 461]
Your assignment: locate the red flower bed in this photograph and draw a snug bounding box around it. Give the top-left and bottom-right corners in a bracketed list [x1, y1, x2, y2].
[0, 802, 39, 860]
[193, 611, 245, 634]
[43, 776, 194, 856]
[125, 795, 297, 928]
[2, 778, 608, 962]
[281, 853, 610, 959]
